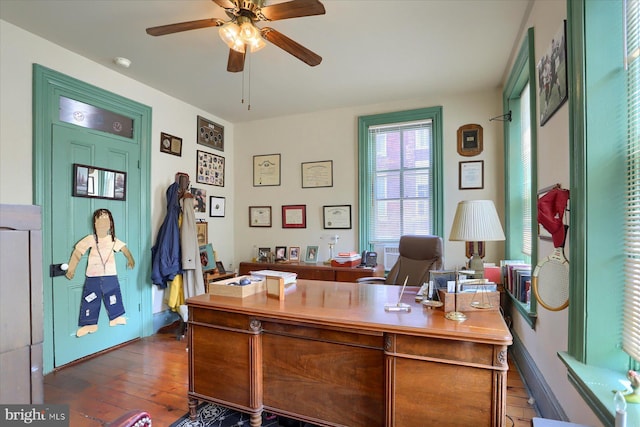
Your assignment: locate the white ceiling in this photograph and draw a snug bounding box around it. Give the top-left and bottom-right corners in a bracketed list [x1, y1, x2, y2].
[0, 0, 532, 123]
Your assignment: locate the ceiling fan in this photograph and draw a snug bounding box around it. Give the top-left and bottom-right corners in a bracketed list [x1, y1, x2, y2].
[146, 0, 325, 73]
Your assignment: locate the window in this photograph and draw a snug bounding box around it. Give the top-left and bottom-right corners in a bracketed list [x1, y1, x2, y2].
[623, 0, 640, 365]
[560, 1, 638, 424]
[503, 28, 538, 324]
[358, 107, 443, 251]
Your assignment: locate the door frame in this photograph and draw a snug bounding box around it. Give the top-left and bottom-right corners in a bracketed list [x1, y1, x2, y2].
[33, 64, 153, 373]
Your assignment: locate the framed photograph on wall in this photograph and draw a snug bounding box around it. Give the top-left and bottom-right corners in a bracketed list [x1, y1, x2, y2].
[538, 20, 568, 126]
[459, 160, 484, 190]
[282, 204, 306, 228]
[196, 150, 225, 186]
[456, 124, 483, 157]
[253, 154, 281, 186]
[160, 132, 182, 156]
[249, 206, 272, 227]
[197, 115, 224, 152]
[196, 221, 208, 246]
[323, 205, 352, 229]
[209, 196, 225, 217]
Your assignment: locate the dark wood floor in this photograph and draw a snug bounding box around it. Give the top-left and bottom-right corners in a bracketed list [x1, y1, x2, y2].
[44, 332, 537, 426]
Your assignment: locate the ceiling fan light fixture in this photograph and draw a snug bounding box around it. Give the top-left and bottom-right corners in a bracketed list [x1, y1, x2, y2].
[219, 21, 240, 48]
[248, 36, 266, 53]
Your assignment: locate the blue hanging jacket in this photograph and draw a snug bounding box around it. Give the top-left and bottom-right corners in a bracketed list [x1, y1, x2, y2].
[151, 182, 182, 288]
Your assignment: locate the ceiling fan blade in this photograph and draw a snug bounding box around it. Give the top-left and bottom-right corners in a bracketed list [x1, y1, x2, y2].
[212, 0, 237, 10]
[261, 28, 322, 66]
[227, 48, 246, 72]
[260, 0, 325, 21]
[146, 18, 225, 36]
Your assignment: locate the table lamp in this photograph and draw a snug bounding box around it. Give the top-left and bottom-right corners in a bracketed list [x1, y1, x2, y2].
[449, 200, 505, 278]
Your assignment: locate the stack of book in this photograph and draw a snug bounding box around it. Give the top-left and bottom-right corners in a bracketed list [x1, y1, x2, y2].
[500, 260, 532, 304]
[249, 269, 297, 285]
[331, 252, 362, 268]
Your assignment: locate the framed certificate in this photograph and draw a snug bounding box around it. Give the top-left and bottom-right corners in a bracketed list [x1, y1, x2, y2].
[249, 206, 272, 227]
[253, 154, 281, 186]
[282, 204, 306, 228]
[302, 160, 333, 188]
[323, 205, 352, 229]
[459, 160, 484, 190]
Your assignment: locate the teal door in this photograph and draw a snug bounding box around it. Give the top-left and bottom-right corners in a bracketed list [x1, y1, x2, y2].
[50, 123, 142, 366]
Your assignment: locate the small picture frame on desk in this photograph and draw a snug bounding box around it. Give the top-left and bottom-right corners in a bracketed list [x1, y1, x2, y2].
[215, 261, 226, 274]
[289, 246, 300, 262]
[275, 246, 287, 261]
[305, 245, 319, 263]
[258, 247, 271, 262]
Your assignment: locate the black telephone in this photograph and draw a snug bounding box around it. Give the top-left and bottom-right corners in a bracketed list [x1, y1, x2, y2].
[360, 251, 378, 267]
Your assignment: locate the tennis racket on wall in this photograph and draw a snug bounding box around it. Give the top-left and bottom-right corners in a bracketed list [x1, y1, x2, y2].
[532, 225, 569, 311]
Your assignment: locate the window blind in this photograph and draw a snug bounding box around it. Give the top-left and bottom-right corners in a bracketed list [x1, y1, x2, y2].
[367, 119, 433, 244]
[623, 0, 640, 363]
[521, 82, 532, 257]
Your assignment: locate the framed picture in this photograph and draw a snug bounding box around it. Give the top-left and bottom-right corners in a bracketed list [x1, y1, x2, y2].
[197, 115, 224, 152]
[191, 187, 207, 213]
[253, 154, 281, 186]
[459, 160, 484, 190]
[289, 246, 301, 262]
[196, 150, 225, 186]
[196, 221, 208, 246]
[249, 206, 272, 227]
[209, 196, 225, 217]
[215, 261, 226, 274]
[275, 246, 287, 261]
[160, 132, 182, 156]
[302, 160, 333, 188]
[282, 204, 306, 228]
[258, 247, 271, 262]
[456, 124, 483, 157]
[323, 205, 352, 229]
[305, 246, 319, 263]
[538, 20, 567, 126]
[199, 243, 216, 272]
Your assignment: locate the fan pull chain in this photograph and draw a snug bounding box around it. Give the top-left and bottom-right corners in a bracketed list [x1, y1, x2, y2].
[240, 50, 252, 110]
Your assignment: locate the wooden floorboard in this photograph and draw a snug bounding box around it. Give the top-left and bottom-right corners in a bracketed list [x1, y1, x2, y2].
[44, 332, 537, 426]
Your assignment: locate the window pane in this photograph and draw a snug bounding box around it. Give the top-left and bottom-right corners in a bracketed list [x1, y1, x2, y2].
[402, 199, 431, 235]
[375, 132, 400, 170]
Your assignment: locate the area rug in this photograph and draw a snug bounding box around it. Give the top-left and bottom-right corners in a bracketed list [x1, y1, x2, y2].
[170, 403, 317, 427]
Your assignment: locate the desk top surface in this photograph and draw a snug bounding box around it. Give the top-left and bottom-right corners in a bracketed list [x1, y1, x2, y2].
[187, 280, 512, 345]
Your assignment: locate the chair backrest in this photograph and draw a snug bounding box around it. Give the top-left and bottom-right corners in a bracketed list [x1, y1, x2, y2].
[385, 235, 444, 286]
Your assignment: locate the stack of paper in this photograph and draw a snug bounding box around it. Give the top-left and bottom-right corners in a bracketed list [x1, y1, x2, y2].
[250, 269, 297, 285]
[334, 252, 361, 262]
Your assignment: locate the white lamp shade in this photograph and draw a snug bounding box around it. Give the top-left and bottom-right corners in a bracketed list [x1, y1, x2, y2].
[449, 200, 505, 242]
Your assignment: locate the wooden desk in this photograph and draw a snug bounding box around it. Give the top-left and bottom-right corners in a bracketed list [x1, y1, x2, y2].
[187, 281, 512, 427]
[238, 261, 383, 283]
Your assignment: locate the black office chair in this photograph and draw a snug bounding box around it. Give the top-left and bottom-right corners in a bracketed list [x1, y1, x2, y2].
[357, 235, 444, 287]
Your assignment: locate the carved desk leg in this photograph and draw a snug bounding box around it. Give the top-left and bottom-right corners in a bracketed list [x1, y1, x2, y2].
[493, 345, 509, 427]
[188, 397, 198, 420]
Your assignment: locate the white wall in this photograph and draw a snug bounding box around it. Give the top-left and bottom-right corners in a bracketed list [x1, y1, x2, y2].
[234, 91, 506, 269]
[0, 20, 235, 314]
[505, 1, 602, 426]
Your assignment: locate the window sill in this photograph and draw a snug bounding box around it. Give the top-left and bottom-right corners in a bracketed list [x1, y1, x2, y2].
[558, 352, 639, 427]
[506, 291, 537, 328]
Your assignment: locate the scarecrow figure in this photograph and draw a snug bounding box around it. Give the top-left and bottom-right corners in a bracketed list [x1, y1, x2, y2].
[65, 209, 135, 337]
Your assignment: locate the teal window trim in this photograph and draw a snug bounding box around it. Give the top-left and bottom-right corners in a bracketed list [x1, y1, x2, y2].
[503, 27, 538, 327]
[358, 107, 444, 250]
[563, 1, 636, 425]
